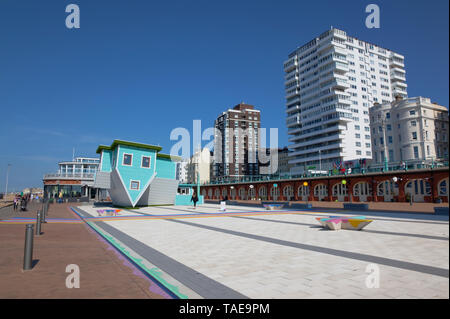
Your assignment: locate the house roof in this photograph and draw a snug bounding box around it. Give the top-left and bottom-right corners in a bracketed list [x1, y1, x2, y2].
[96, 139, 163, 154]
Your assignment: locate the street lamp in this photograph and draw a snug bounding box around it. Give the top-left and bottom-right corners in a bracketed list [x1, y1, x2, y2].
[319, 150, 322, 173]
[303, 181, 309, 204]
[4, 164, 11, 201]
[379, 119, 389, 172]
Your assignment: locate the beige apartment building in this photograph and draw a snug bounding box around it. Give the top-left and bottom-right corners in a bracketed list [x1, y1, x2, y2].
[369, 96, 448, 168]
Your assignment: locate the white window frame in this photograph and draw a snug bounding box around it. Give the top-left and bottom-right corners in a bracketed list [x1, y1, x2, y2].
[141, 155, 151, 169]
[122, 153, 133, 166]
[130, 180, 140, 190]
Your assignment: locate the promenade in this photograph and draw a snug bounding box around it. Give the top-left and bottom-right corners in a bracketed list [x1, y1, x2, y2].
[0, 201, 448, 299]
[0, 202, 172, 299]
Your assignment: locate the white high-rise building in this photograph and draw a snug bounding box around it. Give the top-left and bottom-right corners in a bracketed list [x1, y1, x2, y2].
[284, 27, 408, 174]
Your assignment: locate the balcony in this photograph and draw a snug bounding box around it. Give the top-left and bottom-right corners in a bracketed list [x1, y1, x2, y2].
[333, 61, 349, 73]
[284, 58, 297, 73]
[43, 173, 96, 180]
[391, 67, 405, 74]
[284, 75, 298, 86]
[285, 89, 299, 99]
[391, 73, 406, 82]
[286, 116, 301, 128]
[286, 104, 300, 114]
[390, 59, 405, 68]
[289, 132, 344, 149]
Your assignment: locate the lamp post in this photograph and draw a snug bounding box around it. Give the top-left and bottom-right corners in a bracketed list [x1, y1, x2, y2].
[380, 119, 389, 172]
[303, 181, 309, 204]
[5, 164, 11, 202]
[319, 150, 322, 173]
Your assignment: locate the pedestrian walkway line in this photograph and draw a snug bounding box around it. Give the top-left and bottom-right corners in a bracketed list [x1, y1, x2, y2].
[92, 219, 248, 299]
[232, 215, 450, 241]
[70, 206, 203, 299]
[0, 218, 83, 224]
[82, 210, 323, 222]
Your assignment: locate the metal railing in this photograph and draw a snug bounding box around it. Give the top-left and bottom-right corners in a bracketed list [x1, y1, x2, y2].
[43, 173, 95, 179]
[202, 160, 449, 186]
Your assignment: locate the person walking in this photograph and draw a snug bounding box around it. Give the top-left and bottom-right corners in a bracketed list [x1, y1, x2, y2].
[191, 192, 199, 209]
[13, 195, 18, 211]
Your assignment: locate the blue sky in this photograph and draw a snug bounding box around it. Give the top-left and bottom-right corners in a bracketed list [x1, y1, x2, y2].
[0, 0, 448, 192]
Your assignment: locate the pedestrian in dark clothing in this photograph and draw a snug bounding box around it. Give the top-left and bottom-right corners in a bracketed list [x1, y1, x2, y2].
[191, 192, 199, 209]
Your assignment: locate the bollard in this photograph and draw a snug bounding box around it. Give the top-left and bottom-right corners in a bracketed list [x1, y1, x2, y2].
[36, 211, 41, 236]
[23, 224, 34, 270]
[41, 208, 47, 223]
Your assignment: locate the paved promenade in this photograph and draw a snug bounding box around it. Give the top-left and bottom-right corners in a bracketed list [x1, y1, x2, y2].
[1, 201, 448, 299]
[0, 202, 173, 299]
[74, 203, 449, 299]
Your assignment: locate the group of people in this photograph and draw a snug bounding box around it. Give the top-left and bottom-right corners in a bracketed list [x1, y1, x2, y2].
[12, 193, 40, 212]
[13, 194, 28, 211]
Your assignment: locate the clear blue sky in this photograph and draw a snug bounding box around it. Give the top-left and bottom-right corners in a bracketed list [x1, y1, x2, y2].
[0, 0, 448, 192]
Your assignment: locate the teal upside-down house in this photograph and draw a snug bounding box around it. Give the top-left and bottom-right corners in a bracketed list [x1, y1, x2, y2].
[93, 140, 182, 207]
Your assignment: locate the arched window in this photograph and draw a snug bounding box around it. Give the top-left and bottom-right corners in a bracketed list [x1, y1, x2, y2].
[238, 187, 247, 200]
[258, 186, 267, 200]
[314, 184, 328, 197]
[283, 185, 294, 201]
[439, 179, 448, 196]
[332, 183, 348, 196]
[353, 182, 371, 196]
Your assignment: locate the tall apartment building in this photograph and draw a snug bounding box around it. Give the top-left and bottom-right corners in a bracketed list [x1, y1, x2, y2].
[370, 96, 449, 167]
[214, 103, 261, 179]
[284, 27, 408, 174]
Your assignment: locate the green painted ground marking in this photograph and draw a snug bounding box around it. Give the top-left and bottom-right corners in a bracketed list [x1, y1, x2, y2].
[87, 221, 189, 299]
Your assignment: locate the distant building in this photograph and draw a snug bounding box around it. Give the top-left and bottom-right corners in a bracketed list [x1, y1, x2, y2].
[369, 96, 449, 168]
[187, 148, 211, 184]
[214, 103, 261, 179]
[176, 160, 188, 183]
[259, 147, 293, 176]
[43, 157, 100, 200]
[94, 140, 181, 207]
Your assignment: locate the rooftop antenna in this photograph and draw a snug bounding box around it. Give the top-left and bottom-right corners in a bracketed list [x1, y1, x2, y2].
[72, 147, 75, 161]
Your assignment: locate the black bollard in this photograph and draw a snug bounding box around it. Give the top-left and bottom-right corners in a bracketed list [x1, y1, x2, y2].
[23, 224, 34, 270]
[36, 211, 41, 236]
[41, 208, 47, 223]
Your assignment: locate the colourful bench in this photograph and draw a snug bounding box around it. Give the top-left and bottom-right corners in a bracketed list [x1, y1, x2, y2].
[263, 204, 285, 210]
[316, 216, 371, 231]
[97, 209, 121, 216]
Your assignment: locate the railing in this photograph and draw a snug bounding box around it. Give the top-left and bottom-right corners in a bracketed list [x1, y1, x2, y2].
[43, 173, 95, 179]
[202, 161, 449, 186]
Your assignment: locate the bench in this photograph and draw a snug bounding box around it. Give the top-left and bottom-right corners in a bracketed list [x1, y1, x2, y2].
[343, 203, 369, 210]
[434, 207, 449, 215]
[289, 203, 312, 209]
[316, 216, 371, 231]
[97, 209, 121, 216]
[263, 204, 285, 210]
